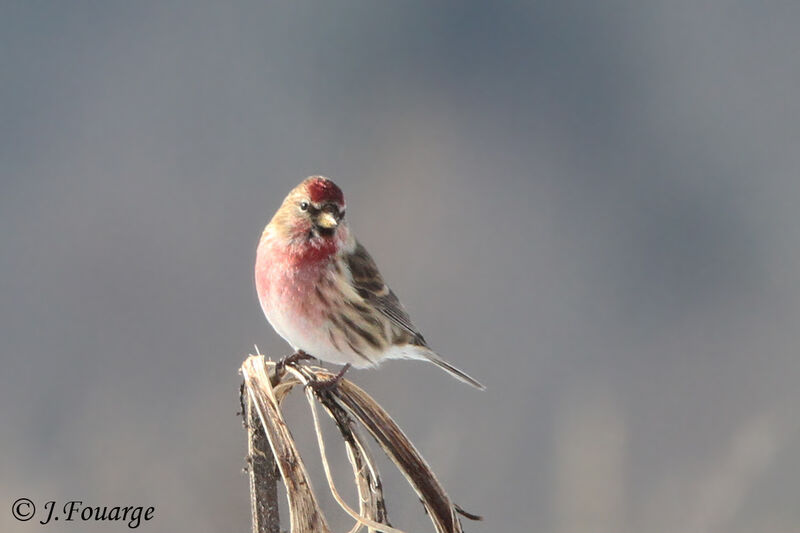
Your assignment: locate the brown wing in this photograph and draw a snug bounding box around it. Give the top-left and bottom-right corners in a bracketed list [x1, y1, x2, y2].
[345, 241, 427, 346]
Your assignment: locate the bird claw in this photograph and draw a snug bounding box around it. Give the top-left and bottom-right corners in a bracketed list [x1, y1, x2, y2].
[275, 350, 313, 373]
[285, 350, 315, 365]
[307, 364, 351, 394]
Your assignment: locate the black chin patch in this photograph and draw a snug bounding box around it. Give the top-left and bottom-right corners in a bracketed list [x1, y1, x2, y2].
[316, 225, 336, 238]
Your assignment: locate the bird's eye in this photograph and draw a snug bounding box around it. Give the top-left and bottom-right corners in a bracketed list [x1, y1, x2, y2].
[299, 202, 309, 211]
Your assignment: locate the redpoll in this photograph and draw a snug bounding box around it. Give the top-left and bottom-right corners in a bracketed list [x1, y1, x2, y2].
[255, 176, 485, 390]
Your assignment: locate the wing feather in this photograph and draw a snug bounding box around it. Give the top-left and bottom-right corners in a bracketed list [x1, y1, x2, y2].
[345, 241, 426, 345]
[345, 241, 485, 389]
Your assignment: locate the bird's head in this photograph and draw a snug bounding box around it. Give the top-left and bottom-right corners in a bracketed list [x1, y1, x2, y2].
[265, 176, 349, 254]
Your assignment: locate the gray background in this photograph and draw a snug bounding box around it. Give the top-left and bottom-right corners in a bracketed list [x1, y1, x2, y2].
[2, 2, 799, 532]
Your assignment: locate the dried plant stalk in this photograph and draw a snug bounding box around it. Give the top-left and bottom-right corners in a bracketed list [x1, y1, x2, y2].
[286, 365, 404, 533]
[240, 355, 480, 533]
[241, 356, 331, 533]
[243, 383, 281, 533]
[326, 399, 388, 532]
[293, 365, 467, 533]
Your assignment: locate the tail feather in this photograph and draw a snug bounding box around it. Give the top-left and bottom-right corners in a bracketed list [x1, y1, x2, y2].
[424, 352, 486, 390]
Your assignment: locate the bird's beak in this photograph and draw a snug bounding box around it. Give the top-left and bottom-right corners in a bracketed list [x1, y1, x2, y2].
[316, 211, 339, 229]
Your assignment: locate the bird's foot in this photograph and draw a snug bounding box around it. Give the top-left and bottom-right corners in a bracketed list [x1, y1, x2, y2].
[285, 350, 314, 365]
[308, 364, 351, 394]
[273, 350, 315, 384]
[276, 349, 313, 370]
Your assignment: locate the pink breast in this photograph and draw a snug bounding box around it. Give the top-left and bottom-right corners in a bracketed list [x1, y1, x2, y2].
[255, 238, 331, 326]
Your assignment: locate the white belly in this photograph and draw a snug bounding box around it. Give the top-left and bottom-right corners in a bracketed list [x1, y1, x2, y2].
[261, 294, 377, 368]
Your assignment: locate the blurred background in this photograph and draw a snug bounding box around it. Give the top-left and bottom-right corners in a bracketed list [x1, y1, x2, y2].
[2, 2, 799, 532]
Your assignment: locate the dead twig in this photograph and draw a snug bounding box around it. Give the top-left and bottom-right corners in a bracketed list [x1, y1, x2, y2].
[242, 380, 281, 533]
[241, 355, 331, 533]
[240, 354, 481, 533]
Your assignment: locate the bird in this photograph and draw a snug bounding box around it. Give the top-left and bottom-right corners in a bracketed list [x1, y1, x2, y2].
[255, 176, 485, 390]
